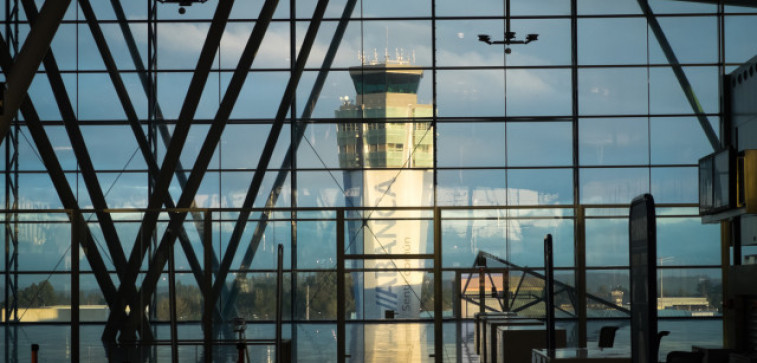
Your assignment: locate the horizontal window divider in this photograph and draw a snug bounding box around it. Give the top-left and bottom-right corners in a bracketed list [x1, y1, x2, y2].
[9, 11, 753, 27]
[24, 112, 722, 126]
[345, 268, 434, 273]
[344, 253, 434, 260]
[40, 62, 730, 74]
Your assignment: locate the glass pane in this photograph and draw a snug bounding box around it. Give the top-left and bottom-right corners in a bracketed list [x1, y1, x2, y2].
[650, 117, 717, 165]
[580, 168, 650, 204]
[586, 218, 628, 267]
[651, 167, 698, 203]
[657, 217, 720, 266]
[438, 122, 506, 167]
[506, 69, 572, 116]
[437, 169, 508, 206]
[508, 122, 572, 167]
[579, 18, 647, 65]
[579, 118, 649, 166]
[437, 70, 505, 117]
[507, 169, 574, 205]
[579, 68, 648, 116]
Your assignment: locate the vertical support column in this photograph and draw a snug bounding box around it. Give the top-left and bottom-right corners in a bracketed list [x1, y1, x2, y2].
[203, 210, 213, 363]
[169, 232, 179, 363]
[276, 243, 284, 363]
[454, 271, 462, 363]
[336, 209, 345, 363]
[146, 5, 159, 361]
[287, 0, 298, 351]
[71, 211, 80, 363]
[574, 206, 587, 348]
[478, 267, 485, 316]
[721, 220, 733, 347]
[544, 234, 556, 358]
[434, 207, 443, 362]
[4, 1, 20, 362]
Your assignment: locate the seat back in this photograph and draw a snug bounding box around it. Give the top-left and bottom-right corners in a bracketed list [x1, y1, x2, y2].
[598, 326, 619, 349]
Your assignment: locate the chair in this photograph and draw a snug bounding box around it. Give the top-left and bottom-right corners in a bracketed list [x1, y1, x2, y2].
[598, 326, 619, 349]
[665, 351, 704, 363]
[656, 330, 670, 353]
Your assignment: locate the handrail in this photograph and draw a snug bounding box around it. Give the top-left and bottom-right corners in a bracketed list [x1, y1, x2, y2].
[470, 251, 631, 316]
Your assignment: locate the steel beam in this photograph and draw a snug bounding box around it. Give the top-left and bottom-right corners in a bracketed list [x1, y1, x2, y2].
[210, 0, 329, 310]
[638, 0, 719, 151]
[221, 0, 356, 318]
[133, 0, 235, 251]
[20, 0, 130, 278]
[105, 0, 234, 337]
[673, 0, 757, 7]
[0, 0, 70, 146]
[77, 0, 233, 342]
[78, 0, 227, 344]
[116, 0, 279, 337]
[109, 1, 238, 333]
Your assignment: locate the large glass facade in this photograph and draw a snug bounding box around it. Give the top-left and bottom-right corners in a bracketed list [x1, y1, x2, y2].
[0, 0, 745, 361]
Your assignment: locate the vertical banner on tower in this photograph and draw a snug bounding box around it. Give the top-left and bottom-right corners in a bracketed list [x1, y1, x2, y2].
[344, 169, 433, 362]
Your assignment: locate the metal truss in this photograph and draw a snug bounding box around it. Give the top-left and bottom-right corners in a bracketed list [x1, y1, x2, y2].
[103, 0, 276, 343]
[107, 0, 240, 341]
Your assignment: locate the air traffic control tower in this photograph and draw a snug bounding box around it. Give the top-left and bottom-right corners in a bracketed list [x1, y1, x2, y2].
[336, 58, 434, 361]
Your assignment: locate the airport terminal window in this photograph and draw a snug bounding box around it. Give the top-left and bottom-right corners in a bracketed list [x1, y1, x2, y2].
[0, 0, 740, 361]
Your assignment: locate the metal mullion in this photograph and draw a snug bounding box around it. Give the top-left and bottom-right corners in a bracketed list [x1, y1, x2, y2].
[20, 0, 130, 278]
[209, 0, 328, 311]
[71, 210, 81, 363]
[0, 0, 71, 145]
[120, 0, 281, 335]
[343, 254, 434, 260]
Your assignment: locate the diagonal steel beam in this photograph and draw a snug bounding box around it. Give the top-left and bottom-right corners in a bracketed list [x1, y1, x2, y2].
[210, 0, 330, 309]
[113, 0, 278, 339]
[19, 0, 129, 279]
[110, 0, 192, 192]
[78, 0, 220, 343]
[131, 0, 234, 257]
[105, 0, 236, 337]
[0, 34, 126, 344]
[637, 0, 719, 150]
[221, 0, 357, 318]
[108, 0, 239, 333]
[0, 0, 70, 147]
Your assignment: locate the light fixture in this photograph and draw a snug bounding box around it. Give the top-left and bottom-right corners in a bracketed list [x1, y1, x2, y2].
[477, 0, 539, 54]
[157, 0, 209, 14]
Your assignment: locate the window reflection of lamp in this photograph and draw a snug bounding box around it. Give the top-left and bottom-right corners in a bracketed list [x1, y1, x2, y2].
[658, 256, 674, 304]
